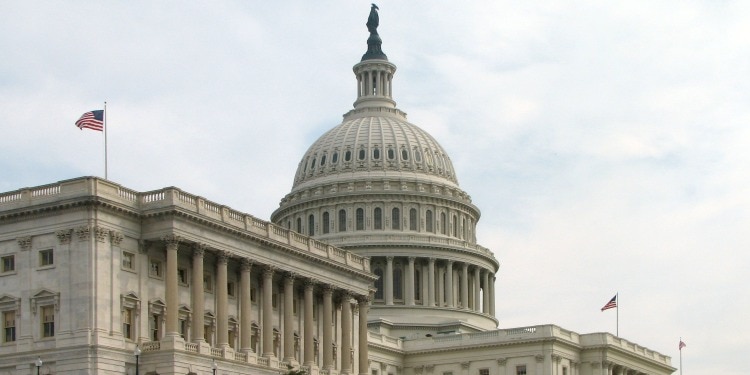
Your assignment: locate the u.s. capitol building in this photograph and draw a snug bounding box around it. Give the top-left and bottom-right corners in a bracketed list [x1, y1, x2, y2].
[0, 6, 674, 375]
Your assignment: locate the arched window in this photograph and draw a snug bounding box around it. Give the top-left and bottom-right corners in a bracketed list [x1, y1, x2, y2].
[453, 215, 458, 237]
[338, 209, 347, 232]
[374, 207, 382, 230]
[426, 210, 433, 232]
[323, 212, 330, 234]
[441, 212, 447, 234]
[296, 218, 302, 233]
[401, 148, 409, 160]
[356, 208, 364, 230]
[332, 152, 339, 164]
[358, 149, 366, 161]
[374, 266, 384, 300]
[387, 148, 395, 160]
[463, 217, 467, 239]
[345, 150, 352, 162]
[393, 265, 403, 300]
[308, 214, 315, 236]
[320, 154, 327, 166]
[311, 158, 316, 170]
[414, 150, 422, 163]
[373, 148, 381, 160]
[391, 208, 400, 230]
[409, 208, 417, 231]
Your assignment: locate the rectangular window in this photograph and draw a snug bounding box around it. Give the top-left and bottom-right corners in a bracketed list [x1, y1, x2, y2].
[250, 287, 257, 302]
[228, 282, 236, 297]
[562, 368, 568, 375]
[516, 366, 527, 375]
[122, 308, 133, 339]
[39, 249, 54, 267]
[204, 274, 213, 292]
[1, 255, 15, 273]
[3, 311, 16, 342]
[122, 252, 135, 270]
[149, 259, 163, 278]
[41, 305, 55, 337]
[149, 314, 160, 341]
[479, 369, 489, 375]
[272, 293, 278, 309]
[179, 319, 188, 339]
[178, 268, 189, 285]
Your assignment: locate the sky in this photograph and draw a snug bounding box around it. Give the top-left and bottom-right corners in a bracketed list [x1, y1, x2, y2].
[1, 1, 748, 373]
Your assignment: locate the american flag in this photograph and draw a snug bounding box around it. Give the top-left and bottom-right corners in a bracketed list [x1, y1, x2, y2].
[679, 340, 686, 350]
[75, 110, 104, 131]
[601, 294, 617, 311]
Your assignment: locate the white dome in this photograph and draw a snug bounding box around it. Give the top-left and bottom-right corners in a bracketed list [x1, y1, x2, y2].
[291, 113, 459, 194]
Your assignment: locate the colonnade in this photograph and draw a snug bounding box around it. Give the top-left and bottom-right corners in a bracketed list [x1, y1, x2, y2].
[373, 256, 495, 316]
[160, 236, 370, 374]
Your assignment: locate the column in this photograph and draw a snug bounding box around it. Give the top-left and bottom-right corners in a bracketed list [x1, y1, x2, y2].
[357, 296, 369, 375]
[216, 251, 229, 347]
[489, 275, 496, 317]
[323, 285, 334, 370]
[406, 257, 415, 305]
[427, 258, 436, 306]
[191, 244, 206, 344]
[445, 261, 454, 308]
[283, 273, 296, 363]
[163, 235, 180, 337]
[385, 256, 394, 305]
[473, 267, 481, 311]
[303, 279, 315, 366]
[341, 292, 352, 374]
[240, 259, 253, 352]
[482, 269, 490, 314]
[461, 263, 469, 310]
[262, 266, 275, 357]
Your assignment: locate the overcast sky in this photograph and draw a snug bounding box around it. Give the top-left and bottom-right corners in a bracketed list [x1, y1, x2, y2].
[2, 1, 748, 373]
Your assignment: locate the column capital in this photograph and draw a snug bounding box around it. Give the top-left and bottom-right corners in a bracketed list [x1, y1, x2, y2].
[356, 294, 371, 304]
[284, 272, 297, 283]
[192, 243, 207, 257]
[496, 358, 507, 366]
[386, 256, 394, 261]
[216, 250, 230, 264]
[262, 264, 276, 277]
[241, 258, 254, 271]
[322, 284, 335, 295]
[304, 278, 318, 289]
[408, 256, 416, 262]
[535, 355, 544, 363]
[161, 234, 182, 247]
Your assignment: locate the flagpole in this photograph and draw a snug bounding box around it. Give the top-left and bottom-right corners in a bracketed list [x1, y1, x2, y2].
[616, 292, 619, 336]
[680, 337, 683, 375]
[104, 101, 108, 180]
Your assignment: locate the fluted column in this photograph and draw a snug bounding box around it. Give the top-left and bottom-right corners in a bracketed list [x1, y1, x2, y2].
[385, 256, 394, 305]
[322, 285, 334, 370]
[262, 266, 275, 357]
[407, 257, 415, 305]
[191, 244, 206, 343]
[473, 267, 481, 311]
[357, 296, 370, 375]
[303, 279, 315, 366]
[283, 273, 297, 363]
[240, 259, 253, 352]
[163, 235, 180, 337]
[461, 263, 469, 310]
[489, 275, 496, 317]
[482, 269, 490, 314]
[445, 261, 454, 308]
[341, 292, 352, 374]
[216, 251, 229, 347]
[427, 258, 436, 306]
[436, 264, 444, 306]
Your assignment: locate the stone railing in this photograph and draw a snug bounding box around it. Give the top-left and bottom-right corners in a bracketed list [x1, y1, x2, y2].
[0, 177, 370, 274]
[322, 233, 495, 260]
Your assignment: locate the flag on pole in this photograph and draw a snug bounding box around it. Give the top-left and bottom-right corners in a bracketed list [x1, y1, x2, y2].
[601, 294, 617, 311]
[679, 340, 686, 350]
[75, 110, 104, 131]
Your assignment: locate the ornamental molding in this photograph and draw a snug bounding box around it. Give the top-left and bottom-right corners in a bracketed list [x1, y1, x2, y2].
[93, 225, 108, 242]
[109, 230, 124, 245]
[76, 225, 91, 240]
[56, 229, 73, 244]
[30, 289, 60, 314]
[17, 236, 32, 250]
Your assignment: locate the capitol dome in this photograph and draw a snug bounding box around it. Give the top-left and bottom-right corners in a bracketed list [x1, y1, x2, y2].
[272, 6, 498, 333]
